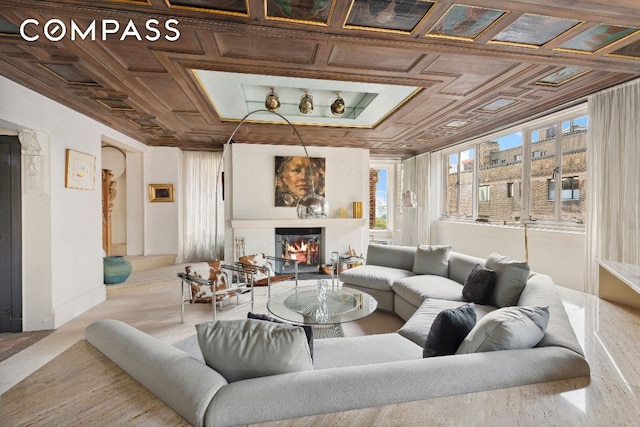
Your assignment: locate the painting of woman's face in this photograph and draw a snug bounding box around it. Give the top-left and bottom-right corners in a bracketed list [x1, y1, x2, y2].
[275, 156, 325, 207]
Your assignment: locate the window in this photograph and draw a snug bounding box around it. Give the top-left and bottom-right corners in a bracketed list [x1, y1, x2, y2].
[370, 160, 398, 233]
[374, 168, 388, 229]
[442, 106, 587, 226]
[476, 133, 523, 222]
[446, 148, 474, 217]
[479, 185, 490, 202]
[548, 177, 580, 200]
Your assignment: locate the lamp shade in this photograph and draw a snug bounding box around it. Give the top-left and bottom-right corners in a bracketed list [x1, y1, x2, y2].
[297, 192, 330, 219]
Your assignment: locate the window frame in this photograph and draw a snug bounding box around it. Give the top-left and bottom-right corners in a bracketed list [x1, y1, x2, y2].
[369, 159, 398, 236]
[440, 103, 587, 229]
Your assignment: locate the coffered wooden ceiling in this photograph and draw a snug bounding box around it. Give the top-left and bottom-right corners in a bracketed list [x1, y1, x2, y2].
[1, 0, 639, 157]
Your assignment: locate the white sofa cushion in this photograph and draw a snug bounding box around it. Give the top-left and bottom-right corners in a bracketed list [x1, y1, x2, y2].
[196, 319, 312, 383]
[485, 253, 530, 307]
[313, 333, 422, 369]
[457, 305, 550, 353]
[392, 275, 465, 306]
[412, 245, 452, 277]
[340, 265, 415, 291]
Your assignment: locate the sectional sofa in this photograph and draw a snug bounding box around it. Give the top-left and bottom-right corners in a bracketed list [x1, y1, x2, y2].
[85, 244, 590, 427]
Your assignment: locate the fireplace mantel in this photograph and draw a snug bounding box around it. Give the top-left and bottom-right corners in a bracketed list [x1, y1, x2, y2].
[231, 218, 367, 228]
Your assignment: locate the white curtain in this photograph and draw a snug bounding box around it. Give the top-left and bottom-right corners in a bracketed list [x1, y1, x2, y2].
[585, 78, 640, 294]
[401, 152, 431, 246]
[182, 151, 224, 262]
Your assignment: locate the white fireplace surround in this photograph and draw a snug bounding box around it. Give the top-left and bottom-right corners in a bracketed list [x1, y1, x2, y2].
[224, 143, 370, 263]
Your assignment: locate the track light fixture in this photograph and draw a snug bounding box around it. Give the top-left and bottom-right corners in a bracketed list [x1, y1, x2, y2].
[265, 88, 280, 112]
[330, 92, 345, 116]
[299, 91, 313, 114]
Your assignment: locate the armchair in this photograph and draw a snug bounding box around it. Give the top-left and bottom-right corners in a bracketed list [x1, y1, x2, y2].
[238, 254, 299, 299]
[177, 261, 253, 322]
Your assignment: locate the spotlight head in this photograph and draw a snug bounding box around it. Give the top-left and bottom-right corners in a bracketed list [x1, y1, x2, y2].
[265, 88, 280, 112]
[330, 94, 345, 116]
[299, 93, 313, 114]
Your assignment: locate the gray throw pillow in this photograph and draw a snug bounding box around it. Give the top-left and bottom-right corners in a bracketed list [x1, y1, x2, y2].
[456, 305, 549, 354]
[413, 245, 452, 277]
[196, 319, 312, 383]
[462, 264, 497, 304]
[424, 303, 476, 357]
[247, 312, 313, 359]
[485, 253, 530, 307]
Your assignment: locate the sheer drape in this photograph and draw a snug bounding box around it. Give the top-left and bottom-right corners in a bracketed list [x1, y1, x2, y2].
[586, 79, 640, 294]
[182, 151, 224, 262]
[401, 152, 431, 246]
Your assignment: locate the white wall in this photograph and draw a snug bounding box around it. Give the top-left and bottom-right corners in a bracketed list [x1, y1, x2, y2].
[144, 147, 181, 256]
[227, 143, 370, 262]
[0, 76, 146, 329]
[432, 221, 586, 291]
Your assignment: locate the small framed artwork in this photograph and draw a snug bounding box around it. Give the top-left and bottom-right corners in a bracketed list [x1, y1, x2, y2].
[65, 149, 96, 190]
[148, 183, 174, 202]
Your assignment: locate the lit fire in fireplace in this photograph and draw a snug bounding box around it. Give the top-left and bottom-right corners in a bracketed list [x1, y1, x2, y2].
[283, 238, 319, 266]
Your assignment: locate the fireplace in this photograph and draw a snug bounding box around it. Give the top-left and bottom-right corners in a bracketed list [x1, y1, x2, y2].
[275, 227, 323, 273]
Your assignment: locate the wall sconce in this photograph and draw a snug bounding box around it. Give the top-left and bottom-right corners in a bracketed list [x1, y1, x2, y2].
[299, 91, 313, 114]
[330, 92, 345, 116]
[265, 88, 280, 112]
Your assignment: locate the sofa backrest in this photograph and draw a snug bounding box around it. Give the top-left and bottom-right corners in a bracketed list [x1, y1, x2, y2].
[366, 244, 416, 271]
[447, 252, 485, 284]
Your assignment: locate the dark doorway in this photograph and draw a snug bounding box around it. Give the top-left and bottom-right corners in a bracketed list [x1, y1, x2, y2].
[0, 135, 22, 332]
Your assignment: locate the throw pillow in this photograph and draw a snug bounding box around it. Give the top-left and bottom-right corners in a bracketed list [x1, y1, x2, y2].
[247, 312, 314, 359]
[456, 305, 550, 354]
[413, 245, 452, 277]
[462, 264, 497, 304]
[196, 319, 313, 383]
[485, 253, 530, 307]
[423, 303, 476, 357]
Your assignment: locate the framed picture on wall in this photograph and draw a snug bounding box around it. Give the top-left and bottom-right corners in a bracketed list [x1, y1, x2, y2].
[148, 183, 174, 202]
[65, 149, 96, 190]
[275, 156, 325, 207]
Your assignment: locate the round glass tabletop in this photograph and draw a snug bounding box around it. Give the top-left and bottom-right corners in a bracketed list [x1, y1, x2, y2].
[267, 285, 377, 326]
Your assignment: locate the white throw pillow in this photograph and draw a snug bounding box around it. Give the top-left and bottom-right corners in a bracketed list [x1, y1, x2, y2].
[485, 253, 530, 307]
[413, 245, 452, 277]
[456, 305, 549, 353]
[196, 319, 312, 383]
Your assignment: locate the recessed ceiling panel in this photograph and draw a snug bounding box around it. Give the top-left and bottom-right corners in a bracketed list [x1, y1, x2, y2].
[535, 67, 591, 86]
[167, 0, 248, 16]
[265, 0, 334, 25]
[608, 38, 640, 59]
[557, 24, 639, 53]
[345, 0, 434, 34]
[490, 14, 581, 48]
[426, 5, 506, 41]
[193, 70, 419, 127]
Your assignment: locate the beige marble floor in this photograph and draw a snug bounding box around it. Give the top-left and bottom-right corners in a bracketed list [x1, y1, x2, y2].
[1, 266, 640, 426]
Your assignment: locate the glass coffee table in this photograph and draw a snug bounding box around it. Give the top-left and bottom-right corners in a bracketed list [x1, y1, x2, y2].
[267, 284, 377, 338]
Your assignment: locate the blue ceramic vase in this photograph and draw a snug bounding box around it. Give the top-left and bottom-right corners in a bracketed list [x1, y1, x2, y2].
[103, 256, 132, 284]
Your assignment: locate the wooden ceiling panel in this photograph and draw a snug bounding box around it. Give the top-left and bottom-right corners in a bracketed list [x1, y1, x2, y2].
[0, 0, 639, 157]
[105, 42, 167, 73]
[135, 76, 198, 112]
[214, 33, 319, 64]
[327, 44, 424, 73]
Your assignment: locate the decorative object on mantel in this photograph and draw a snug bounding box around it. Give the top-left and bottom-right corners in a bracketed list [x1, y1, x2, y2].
[103, 255, 132, 284]
[353, 201, 363, 218]
[148, 183, 174, 202]
[213, 109, 330, 259]
[65, 149, 95, 190]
